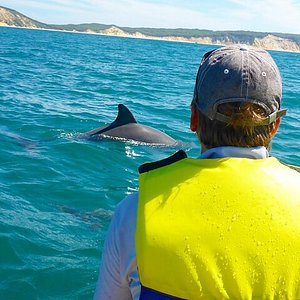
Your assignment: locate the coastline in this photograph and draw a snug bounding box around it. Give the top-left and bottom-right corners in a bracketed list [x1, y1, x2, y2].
[1, 24, 300, 53]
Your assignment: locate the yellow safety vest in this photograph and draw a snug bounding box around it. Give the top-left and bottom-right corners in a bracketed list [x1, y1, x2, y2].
[136, 155, 300, 299]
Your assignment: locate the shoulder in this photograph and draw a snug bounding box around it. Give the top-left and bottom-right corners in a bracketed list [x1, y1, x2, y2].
[272, 158, 300, 175]
[283, 163, 300, 173]
[113, 192, 139, 232]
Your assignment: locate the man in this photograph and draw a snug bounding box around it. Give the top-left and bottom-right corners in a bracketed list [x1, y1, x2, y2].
[94, 45, 300, 299]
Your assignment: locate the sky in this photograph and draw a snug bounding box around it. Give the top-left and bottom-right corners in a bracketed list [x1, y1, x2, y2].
[1, 0, 300, 34]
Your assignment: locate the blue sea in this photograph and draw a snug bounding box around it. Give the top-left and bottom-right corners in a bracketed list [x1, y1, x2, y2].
[0, 27, 299, 299]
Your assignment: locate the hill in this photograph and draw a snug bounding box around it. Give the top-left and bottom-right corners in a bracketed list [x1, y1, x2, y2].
[0, 6, 49, 28]
[1, 5, 300, 52]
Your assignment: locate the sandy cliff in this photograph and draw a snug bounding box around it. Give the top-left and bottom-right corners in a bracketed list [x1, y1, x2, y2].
[95, 27, 300, 52]
[0, 7, 45, 28]
[253, 34, 300, 52]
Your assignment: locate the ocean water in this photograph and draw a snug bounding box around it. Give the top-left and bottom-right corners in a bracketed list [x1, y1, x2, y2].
[0, 27, 299, 299]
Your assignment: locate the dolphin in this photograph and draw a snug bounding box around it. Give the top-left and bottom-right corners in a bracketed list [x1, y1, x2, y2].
[83, 104, 177, 146]
[2, 104, 177, 148]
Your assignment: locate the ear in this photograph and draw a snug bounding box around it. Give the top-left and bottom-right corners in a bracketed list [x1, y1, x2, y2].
[190, 104, 199, 132]
[270, 117, 281, 138]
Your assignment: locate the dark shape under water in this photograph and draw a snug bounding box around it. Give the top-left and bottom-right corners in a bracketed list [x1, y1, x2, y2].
[81, 104, 177, 146]
[0, 127, 38, 149]
[58, 205, 113, 229]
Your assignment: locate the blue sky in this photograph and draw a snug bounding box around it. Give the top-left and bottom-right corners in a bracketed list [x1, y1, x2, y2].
[1, 0, 300, 34]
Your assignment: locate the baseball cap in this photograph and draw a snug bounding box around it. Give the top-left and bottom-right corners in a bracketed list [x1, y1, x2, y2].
[192, 44, 287, 125]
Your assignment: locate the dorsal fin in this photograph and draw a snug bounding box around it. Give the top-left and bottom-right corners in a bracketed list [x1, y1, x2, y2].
[114, 104, 137, 126]
[90, 104, 137, 136]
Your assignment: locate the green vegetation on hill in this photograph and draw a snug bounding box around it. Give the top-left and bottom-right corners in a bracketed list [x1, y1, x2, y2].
[49, 23, 111, 32]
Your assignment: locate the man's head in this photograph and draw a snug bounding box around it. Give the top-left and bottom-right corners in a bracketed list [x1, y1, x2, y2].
[190, 44, 287, 150]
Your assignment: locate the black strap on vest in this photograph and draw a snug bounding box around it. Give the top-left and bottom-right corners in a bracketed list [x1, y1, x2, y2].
[138, 150, 187, 174]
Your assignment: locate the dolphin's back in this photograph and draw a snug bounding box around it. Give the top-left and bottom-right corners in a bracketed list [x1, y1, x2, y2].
[102, 123, 177, 145]
[85, 104, 177, 146]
